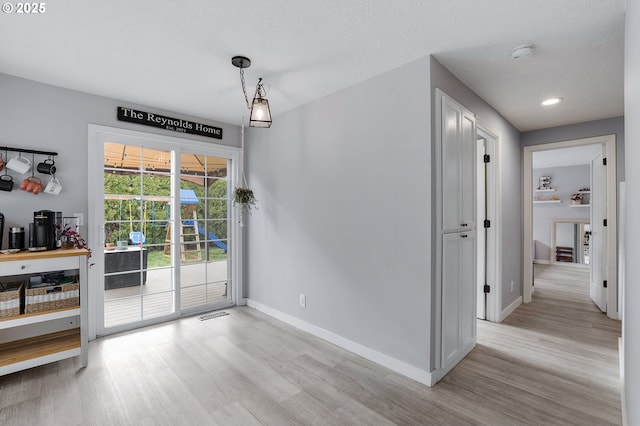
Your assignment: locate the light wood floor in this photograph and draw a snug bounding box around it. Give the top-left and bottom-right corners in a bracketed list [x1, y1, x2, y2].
[0, 264, 621, 425]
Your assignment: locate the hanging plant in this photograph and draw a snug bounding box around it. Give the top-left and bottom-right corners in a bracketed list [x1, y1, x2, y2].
[233, 186, 258, 220]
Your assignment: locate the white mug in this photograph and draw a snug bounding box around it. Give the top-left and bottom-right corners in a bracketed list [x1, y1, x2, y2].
[6, 155, 31, 174]
[44, 176, 62, 195]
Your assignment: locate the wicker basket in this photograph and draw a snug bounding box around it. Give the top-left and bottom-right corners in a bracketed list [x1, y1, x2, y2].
[0, 282, 24, 318]
[25, 282, 80, 314]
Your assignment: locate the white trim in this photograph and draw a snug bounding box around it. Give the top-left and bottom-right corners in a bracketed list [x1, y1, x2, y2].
[476, 121, 501, 323]
[619, 337, 627, 426]
[550, 218, 590, 266]
[499, 296, 522, 322]
[523, 135, 618, 320]
[533, 259, 552, 265]
[428, 343, 475, 385]
[434, 88, 444, 372]
[87, 124, 243, 339]
[246, 299, 434, 386]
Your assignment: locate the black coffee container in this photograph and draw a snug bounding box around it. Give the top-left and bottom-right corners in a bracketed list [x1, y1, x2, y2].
[8, 227, 25, 250]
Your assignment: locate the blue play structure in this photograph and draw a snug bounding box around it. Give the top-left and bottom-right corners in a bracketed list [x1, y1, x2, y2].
[196, 222, 227, 252]
[180, 189, 228, 253]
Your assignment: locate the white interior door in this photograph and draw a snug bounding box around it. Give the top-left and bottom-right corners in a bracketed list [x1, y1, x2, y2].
[476, 138, 486, 319]
[590, 150, 606, 312]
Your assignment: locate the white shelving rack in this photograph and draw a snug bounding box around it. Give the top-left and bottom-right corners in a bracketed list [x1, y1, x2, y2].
[0, 248, 89, 376]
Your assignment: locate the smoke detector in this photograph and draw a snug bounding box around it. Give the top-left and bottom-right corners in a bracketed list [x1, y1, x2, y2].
[511, 44, 535, 60]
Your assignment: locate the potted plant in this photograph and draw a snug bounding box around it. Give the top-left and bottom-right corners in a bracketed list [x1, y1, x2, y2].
[57, 223, 92, 259]
[233, 186, 258, 224]
[570, 193, 583, 205]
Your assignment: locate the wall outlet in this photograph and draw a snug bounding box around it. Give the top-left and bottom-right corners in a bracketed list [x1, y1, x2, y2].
[510, 281, 515, 292]
[299, 294, 306, 308]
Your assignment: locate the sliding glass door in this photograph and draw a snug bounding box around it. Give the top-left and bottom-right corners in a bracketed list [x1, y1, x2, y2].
[178, 153, 230, 311]
[89, 127, 239, 336]
[103, 143, 176, 328]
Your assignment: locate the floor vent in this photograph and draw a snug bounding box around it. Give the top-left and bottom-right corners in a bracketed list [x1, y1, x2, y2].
[198, 311, 229, 321]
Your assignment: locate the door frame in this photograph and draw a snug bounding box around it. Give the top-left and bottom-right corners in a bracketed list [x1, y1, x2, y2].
[87, 124, 243, 339]
[476, 122, 501, 323]
[523, 135, 618, 319]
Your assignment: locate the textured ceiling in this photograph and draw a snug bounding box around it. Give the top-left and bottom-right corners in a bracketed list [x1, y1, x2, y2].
[0, 0, 625, 131]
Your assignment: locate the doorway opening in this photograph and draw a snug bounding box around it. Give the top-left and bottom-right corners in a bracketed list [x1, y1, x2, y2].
[88, 125, 243, 339]
[523, 135, 618, 319]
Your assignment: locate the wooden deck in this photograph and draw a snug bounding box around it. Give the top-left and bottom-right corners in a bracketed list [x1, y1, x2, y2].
[104, 261, 229, 328]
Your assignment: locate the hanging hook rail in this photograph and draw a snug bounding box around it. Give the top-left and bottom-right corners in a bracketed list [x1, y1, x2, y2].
[0, 147, 58, 156]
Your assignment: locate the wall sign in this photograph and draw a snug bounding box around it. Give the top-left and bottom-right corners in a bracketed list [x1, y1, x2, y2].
[117, 107, 223, 140]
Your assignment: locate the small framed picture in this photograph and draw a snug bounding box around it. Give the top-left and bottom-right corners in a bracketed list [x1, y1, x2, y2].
[539, 176, 551, 189]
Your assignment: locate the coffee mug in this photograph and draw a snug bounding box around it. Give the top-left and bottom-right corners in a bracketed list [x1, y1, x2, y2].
[6, 155, 31, 174]
[20, 176, 43, 194]
[0, 175, 13, 192]
[0, 154, 4, 172]
[44, 176, 62, 195]
[37, 159, 56, 175]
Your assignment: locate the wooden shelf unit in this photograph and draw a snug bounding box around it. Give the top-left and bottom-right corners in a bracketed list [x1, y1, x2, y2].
[0, 248, 88, 376]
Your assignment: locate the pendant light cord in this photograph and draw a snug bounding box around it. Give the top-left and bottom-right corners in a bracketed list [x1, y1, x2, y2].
[239, 68, 251, 110]
[241, 117, 248, 187]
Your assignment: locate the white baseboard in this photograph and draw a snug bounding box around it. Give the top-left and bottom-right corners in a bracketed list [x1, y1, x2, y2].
[499, 296, 522, 322]
[246, 299, 434, 386]
[429, 341, 476, 385]
[619, 337, 627, 426]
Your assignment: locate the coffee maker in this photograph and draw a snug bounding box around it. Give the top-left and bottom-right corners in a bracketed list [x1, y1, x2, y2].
[33, 210, 59, 250]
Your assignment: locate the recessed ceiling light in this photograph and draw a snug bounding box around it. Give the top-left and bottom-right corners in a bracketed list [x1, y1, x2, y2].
[541, 97, 563, 106]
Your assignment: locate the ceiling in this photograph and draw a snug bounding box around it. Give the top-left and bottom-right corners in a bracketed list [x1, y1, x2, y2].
[0, 1, 625, 132]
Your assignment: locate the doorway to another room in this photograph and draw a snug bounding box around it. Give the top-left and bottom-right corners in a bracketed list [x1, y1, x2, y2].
[523, 135, 618, 319]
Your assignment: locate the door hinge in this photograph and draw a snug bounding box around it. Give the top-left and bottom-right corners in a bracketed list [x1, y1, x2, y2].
[603, 280, 608, 288]
[484, 219, 491, 228]
[603, 157, 607, 166]
[483, 284, 491, 293]
[603, 219, 608, 227]
[483, 154, 491, 163]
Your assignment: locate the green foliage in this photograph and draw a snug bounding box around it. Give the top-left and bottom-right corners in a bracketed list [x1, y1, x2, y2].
[233, 187, 257, 217]
[103, 173, 229, 249]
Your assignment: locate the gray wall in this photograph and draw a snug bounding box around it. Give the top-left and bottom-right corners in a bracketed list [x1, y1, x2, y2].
[624, 2, 639, 423]
[521, 116, 625, 183]
[0, 73, 240, 248]
[430, 57, 523, 314]
[532, 165, 590, 260]
[245, 57, 432, 369]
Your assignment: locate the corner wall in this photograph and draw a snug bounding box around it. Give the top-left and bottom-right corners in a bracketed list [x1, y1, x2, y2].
[623, 1, 639, 423]
[430, 57, 523, 315]
[245, 57, 432, 372]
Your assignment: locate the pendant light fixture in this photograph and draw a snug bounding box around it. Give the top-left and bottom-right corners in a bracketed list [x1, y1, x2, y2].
[231, 56, 272, 128]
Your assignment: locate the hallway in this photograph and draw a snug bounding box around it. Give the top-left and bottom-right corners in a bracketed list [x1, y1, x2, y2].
[448, 263, 621, 425]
